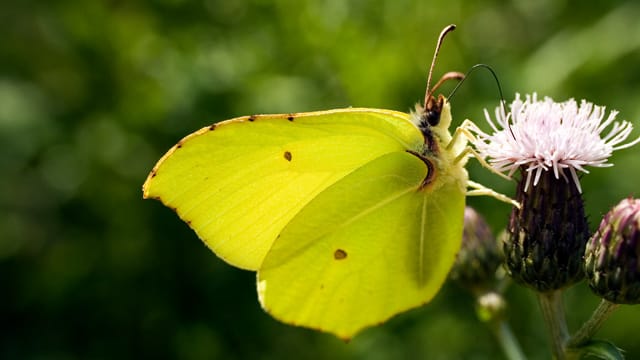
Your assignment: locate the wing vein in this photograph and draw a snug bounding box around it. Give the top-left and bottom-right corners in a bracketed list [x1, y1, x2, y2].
[288, 174, 420, 260]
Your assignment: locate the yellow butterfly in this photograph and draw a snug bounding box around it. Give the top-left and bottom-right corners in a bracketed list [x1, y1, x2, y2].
[143, 25, 512, 340]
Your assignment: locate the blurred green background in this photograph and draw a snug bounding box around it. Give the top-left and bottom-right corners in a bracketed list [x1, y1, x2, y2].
[3, 0, 640, 359]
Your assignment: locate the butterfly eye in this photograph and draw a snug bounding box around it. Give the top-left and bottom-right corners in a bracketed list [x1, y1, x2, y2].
[425, 110, 441, 126]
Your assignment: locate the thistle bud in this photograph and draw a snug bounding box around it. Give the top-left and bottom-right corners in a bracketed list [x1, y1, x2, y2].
[450, 207, 502, 292]
[585, 198, 640, 304]
[503, 169, 590, 292]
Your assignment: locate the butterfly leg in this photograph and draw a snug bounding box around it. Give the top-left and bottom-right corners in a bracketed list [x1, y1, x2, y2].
[449, 120, 519, 207]
[466, 180, 520, 209]
[449, 120, 512, 181]
[454, 147, 512, 181]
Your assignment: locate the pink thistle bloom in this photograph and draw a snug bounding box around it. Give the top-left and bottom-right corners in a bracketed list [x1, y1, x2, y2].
[469, 93, 640, 192]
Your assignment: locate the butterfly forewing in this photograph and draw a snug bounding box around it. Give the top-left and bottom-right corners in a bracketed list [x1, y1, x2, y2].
[143, 109, 423, 270]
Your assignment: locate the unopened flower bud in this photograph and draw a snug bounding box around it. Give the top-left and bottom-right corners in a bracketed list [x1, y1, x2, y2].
[475, 291, 507, 323]
[450, 207, 502, 292]
[585, 198, 640, 304]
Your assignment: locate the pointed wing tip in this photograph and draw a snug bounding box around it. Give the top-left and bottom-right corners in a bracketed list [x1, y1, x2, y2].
[142, 164, 168, 200]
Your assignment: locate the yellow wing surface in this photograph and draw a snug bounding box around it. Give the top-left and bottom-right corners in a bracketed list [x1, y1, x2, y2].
[142, 107, 467, 339]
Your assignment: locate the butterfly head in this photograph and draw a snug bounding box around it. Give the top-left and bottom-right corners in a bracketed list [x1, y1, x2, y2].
[419, 93, 450, 130]
[412, 92, 454, 155]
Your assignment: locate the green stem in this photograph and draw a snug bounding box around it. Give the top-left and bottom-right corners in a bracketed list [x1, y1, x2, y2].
[491, 320, 527, 360]
[537, 291, 569, 359]
[474, 291, 527, 360]
[567, 299, 620, 348]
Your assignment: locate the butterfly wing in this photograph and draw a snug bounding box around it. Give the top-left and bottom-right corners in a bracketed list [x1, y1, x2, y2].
[258, 151, 467, 339]
[142, 109, 424, 270]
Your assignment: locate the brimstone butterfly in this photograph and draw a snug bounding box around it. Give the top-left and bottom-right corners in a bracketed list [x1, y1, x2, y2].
[142, 25, 507, 340]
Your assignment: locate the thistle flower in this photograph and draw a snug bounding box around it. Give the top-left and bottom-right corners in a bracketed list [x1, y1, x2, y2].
[470, 93, 640, 193]
[469, 94, 640, 292]
[585, 198, 640, 304]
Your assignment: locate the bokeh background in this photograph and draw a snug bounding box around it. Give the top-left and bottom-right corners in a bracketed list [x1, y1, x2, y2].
[3, 0, 640, 359]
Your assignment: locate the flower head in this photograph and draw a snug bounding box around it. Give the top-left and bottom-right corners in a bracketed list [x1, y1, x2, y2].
[585, 198, 640, 304]
[468, 93, 640, 291]
[470, 93, 640, 192]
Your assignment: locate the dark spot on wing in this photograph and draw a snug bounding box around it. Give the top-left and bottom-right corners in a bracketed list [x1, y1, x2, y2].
[209, 124, 216, 131]
[150, 170, 157, 178]
[248, 115, 257, 122]
[287, 115, 295, 121]
[334, 249, 347, 260]
[284, 151, 292, 161]
[176, 141, 183, 149]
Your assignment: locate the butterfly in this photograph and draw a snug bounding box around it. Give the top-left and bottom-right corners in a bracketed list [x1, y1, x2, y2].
[142, 25, 511, 340]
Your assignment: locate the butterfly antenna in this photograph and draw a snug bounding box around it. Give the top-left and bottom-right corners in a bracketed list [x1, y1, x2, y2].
[448, 64, 515, 139]
[424, 24, 457, 107]
[448, 63, 508, 118]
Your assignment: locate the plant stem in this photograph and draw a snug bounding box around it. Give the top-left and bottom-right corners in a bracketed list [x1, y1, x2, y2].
[567, 299, 620, 348]
[537, 291, 569, 359]
[474, 291, 527, 360]
[491, 320, 527, 360]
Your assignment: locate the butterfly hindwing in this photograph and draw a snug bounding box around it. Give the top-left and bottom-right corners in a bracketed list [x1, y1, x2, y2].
[258, 151, 466, 339]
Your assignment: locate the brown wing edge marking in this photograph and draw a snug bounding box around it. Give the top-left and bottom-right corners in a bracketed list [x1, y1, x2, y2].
[406, 150, 436, 190]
